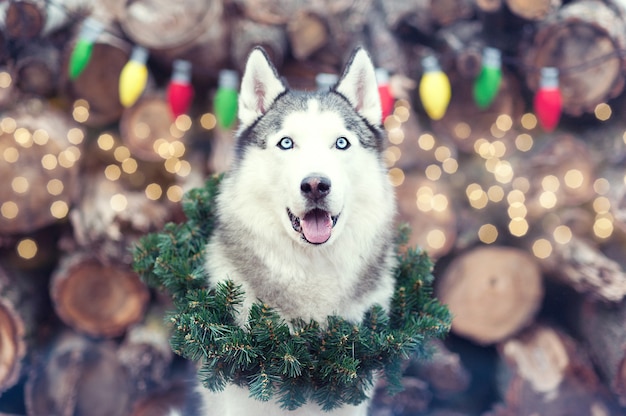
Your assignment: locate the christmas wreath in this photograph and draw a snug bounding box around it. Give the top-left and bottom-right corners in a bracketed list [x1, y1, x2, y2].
[133, 175, 451, 411]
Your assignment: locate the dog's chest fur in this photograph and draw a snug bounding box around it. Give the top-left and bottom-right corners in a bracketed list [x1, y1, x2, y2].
[206, 212, 395, 324]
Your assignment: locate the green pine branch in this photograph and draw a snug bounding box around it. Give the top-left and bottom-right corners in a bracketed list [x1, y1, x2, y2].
[132, 174, 452, 411]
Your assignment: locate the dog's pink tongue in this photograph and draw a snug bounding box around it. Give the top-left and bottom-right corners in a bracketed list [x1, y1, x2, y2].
[301, 209, 332, 244]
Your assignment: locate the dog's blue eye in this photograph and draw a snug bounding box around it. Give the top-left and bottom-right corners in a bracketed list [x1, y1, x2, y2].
[277, 137, 294, 150]
[335, 137, 350, 150]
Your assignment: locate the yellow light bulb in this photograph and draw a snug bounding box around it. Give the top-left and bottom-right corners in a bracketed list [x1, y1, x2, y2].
[119, 46, 149, 107]
[419, 56, 451, 120]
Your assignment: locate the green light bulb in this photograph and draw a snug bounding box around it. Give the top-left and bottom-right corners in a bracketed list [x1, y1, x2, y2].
[68, 18, 104, 80]
[473, 47, 502, 109]
[214, 69, 239, 129]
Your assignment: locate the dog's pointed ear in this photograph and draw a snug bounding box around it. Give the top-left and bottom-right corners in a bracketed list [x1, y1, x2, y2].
[334, 47, 382, 126]
[238, 47, 287, 127]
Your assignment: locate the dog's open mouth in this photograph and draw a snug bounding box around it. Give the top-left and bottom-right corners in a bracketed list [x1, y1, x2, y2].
[287, 208, 339, 244]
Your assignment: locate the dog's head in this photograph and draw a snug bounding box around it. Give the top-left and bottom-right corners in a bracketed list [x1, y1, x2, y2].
[226, 47, 392, 246]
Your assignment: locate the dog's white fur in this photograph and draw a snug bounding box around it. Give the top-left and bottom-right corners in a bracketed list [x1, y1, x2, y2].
[192, 48, 396, 415]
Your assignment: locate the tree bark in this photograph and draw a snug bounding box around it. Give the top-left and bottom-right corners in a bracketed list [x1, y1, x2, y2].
[371, 376, 432, 416]
[231, 18, 288, 73]
[493, 324, 615, 415]
[25, 332, 132, 416]
[366, 2, 409, 75]
[129, 382, 188, 416]
[406, 339, 471, 399]
[436, 246, 543, 345]
[68, 172, 173, 264]
[118, 304, 174, 394]
[541, 236, 626, 302]
[578, 298, 626, 406]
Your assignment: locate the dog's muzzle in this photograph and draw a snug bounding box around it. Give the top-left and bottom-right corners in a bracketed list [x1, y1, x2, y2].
[287, 208, 339, 244]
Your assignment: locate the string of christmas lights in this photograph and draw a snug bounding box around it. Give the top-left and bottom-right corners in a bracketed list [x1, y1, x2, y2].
[64, 7, 626, 133]
[6, 5, 623, 265]
[51, 0, 626, 132]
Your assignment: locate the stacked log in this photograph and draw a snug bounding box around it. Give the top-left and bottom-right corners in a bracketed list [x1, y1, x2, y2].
[578, 298, 626, 406]
[0, 266, 26, 395]
[522, 0, 626, 115]
[116, 0, 229, 82]
[13, 41, 61, 97]
[62, 26, 130, 127]
[50, 253, 149, 338]
[491, 324, 616, 415]
[436, 246, 543, 345]
[0, 100, 82, 235]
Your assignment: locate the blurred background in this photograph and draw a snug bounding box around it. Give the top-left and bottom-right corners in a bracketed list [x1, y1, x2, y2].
[1, 0, 626, 415]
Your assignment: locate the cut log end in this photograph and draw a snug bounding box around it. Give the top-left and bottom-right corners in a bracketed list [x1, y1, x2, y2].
[287, 11, 328, 61]
[5, 1, 44, 39]
[505, 0, 561, 21]
[119, 0, 219, 50]
[130, 383, 187, 416]
[496, 325, 612, 415]
[525, 1, 626, 115]
[437, 246, 543, 345]
[476, 0, 502, 13]
[25, 333, 133, 416]
[501, 326, 569, 393]
[0, 300, 25, 393]
[51, 257, 150, 338]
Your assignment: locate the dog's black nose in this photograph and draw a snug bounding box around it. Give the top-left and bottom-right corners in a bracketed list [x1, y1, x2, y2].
[301, 175, 331, 200]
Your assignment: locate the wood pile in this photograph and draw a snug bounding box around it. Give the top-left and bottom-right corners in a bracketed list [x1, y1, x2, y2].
[1, 0, 626, 414]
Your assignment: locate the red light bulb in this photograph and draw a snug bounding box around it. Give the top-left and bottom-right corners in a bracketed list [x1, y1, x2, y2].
[376, 68, 395, 120]
[167, 60, 194, 118]
[534, 67, 562, 132]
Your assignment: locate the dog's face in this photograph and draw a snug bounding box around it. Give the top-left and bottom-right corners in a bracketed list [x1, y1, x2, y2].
[227, 47, 388, 246]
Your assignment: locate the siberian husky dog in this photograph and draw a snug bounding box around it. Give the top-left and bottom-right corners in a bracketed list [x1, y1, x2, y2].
[194, 46, 397, 415]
